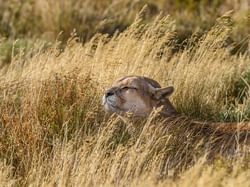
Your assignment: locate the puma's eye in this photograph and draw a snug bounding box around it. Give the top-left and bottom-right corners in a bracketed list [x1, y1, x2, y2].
[121, 87, 137, 91]
[121, 87, 130, 90]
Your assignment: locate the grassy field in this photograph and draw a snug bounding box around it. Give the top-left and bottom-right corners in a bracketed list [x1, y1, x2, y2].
[0, 0, 249, 65]
[0, 1, 250, 186]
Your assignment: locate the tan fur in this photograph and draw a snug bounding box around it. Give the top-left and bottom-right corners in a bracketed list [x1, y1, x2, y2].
[102, 76, 250, 135]
[102, 76, 178, 117]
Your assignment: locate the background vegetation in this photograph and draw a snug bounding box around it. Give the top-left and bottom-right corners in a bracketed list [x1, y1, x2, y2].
[0, 0, 249, 186]
[0, 0, 249, 65]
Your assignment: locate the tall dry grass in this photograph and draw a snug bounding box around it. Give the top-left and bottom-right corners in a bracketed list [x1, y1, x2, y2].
[0, 11, 249, 186]
[0, 0, 249, 42]
[0, 0, 249, 66]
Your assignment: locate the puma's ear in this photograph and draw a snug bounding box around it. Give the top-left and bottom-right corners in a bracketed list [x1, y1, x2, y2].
[153, 86, 174, 99]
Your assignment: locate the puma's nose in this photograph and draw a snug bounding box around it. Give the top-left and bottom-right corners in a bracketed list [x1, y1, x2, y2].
[105, 90, 114, 97]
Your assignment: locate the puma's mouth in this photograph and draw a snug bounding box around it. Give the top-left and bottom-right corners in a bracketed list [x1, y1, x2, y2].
[102, 95, 121, 112]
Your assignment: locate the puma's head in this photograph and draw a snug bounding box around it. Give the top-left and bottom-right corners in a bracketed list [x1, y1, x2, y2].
[102, 76, 178, 117]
